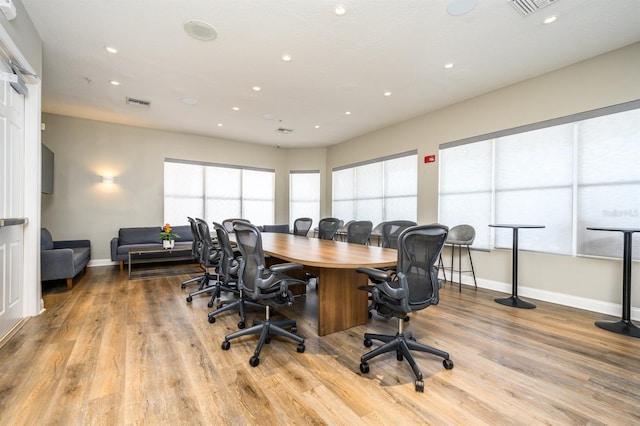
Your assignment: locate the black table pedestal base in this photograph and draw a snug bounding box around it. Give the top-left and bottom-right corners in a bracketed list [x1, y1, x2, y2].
[595, 319, 640, 338]
[495, 296, 536, 309]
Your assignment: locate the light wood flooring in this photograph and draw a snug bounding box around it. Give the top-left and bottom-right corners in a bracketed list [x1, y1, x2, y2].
[1, 264, 639, 425]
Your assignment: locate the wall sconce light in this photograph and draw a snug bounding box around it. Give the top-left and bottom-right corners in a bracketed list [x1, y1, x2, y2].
[102, 175, 115, 184]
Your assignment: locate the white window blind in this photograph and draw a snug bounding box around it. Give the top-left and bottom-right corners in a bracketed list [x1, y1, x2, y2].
[577, 108, 640, 258]
[332, 151, 417, 224]
[494, 125, 574, 253]
[164, 159, 275, 226]
[289, 171, 320, 228]
[439, 102, 640, 259]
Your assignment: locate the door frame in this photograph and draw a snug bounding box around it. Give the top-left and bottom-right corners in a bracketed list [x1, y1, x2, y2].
[0, 23, 43, 321]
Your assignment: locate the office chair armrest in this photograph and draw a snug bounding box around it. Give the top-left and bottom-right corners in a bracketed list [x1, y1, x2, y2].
[268, 262, 303, 274]
[377, 279, 406, 301]
[356, 267, 390, 283]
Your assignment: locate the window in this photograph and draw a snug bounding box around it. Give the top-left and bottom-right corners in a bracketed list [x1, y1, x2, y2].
[289, 171, 320, 228]
[332, 151, 417, 224]
[438, 101, 640, 259]
[164, 159, 275, 226]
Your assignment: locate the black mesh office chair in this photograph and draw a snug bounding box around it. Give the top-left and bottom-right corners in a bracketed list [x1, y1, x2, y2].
[185, 218, 222, 307]
[221, 221, 306, 367]
[381, 220, 418, 249]
[317, 217, 341, 240]
[347, 220, 373, 245]
[208, 222, 263, 328]
[293, 217, 313, 236]
[181, 217, 206, 289]
[367, 220, 417, 318]
[356, 224, 454, 392]
[222, 218, 250, 234]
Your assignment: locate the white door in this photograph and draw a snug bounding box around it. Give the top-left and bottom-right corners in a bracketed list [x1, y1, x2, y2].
[0, 59, 25, 338]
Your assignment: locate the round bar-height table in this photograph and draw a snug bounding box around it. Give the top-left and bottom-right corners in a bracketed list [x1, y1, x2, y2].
[489, 224, 545, 309]
[587, 227, 640, 338]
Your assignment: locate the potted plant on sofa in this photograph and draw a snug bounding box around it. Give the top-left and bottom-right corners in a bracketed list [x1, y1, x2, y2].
[159, 223, 180, 249]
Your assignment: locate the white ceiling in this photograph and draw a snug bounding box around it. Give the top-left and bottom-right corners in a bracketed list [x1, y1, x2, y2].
[21, 0, 640, 148]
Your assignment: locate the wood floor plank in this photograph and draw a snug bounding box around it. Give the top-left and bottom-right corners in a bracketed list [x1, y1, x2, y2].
[1, 265, 639, 425]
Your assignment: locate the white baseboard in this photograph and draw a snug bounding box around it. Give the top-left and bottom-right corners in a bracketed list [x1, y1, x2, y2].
[439, 273, 640, 321]
[88, 258, 118, 267]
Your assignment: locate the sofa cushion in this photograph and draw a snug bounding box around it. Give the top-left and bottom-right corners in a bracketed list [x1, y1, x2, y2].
[41, 228, 54, 250]
[72, 247, 91, 270]
[118, 227, 163, 245]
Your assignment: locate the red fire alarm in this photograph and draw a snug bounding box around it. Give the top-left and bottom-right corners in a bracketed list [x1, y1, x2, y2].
[424, 154, 436, 163]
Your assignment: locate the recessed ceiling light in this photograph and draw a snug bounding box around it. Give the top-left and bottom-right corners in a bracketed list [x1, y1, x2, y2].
[183, 19, 217, 41]
[543, 15, 557, 24]
[262, 113, 274, 120]
[444, 63, 454, 69]
[345, 111, 351, 115]
[335, 5, 346, 16]
[181, 98, 198, 105]
[282, 54, 292, 62]
[232, 107, 240, 111]
[109, 80, 120, 86]
[314, 125, 320, 129]
[252, 86, 261, 92]
[217, 123, 223, 127]
[105, 46, 118, 54]
[384, 91, 392, 97]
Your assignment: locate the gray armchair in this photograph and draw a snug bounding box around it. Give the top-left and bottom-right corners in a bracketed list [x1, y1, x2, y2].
[41, 228, 91, 289]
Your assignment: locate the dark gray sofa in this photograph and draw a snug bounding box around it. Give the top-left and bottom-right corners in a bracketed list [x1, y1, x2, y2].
[41, 228, 91, 289]
[110, 225, 193, 270]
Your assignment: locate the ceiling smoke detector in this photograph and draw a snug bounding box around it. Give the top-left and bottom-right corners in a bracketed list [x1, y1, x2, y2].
[126, 97, 151, 108]
[509, 0, 558, 16]
[276, 127, 294, 134]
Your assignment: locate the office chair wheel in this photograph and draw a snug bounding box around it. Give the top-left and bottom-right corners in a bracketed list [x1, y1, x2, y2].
[265, 337, 271, 344]
[364, 338, 373, 348]
[359, 362, 370, 374]
[443, 359, 454, 370]
[221, 341, 230, 350]
[291, 326, 297, 333]
[186, 296, 193, 302]
[397, 351, 403, 361]
[181, 284, 186, 289]
[415, 380, 424, 393]
[208, 316, 216, 324]
[403, 316, 410, 322]
[237, 321, 246, 329]
[368, 311, 372, 319]
[297, 343, 305, 353]
[249, 356, 260, 367]
[207, 301, 214, 308]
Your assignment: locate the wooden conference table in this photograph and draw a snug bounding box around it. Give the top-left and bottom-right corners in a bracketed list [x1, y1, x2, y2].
[258, 233, 398, 336]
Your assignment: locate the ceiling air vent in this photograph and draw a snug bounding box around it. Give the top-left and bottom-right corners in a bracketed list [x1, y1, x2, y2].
[276, 127, 294, 134]
[126, 97, 151, 108]
[509, 0, 558, 16]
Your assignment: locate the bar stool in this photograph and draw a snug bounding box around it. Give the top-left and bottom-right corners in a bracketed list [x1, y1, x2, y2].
[439, 224, 477, 292]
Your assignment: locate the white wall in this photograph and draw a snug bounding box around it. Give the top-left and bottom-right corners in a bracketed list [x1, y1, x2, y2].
[40, 115, 327, 261]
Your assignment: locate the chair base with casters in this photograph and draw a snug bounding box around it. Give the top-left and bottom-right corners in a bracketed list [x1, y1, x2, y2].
[185, 268, 223, 307]
[359, 315, 453, 392]
[221, 303, 305, 367]
[208, 288, 263, 329]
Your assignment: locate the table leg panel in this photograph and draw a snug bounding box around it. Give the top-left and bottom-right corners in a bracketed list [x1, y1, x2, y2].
[317, 268, 369, 336]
